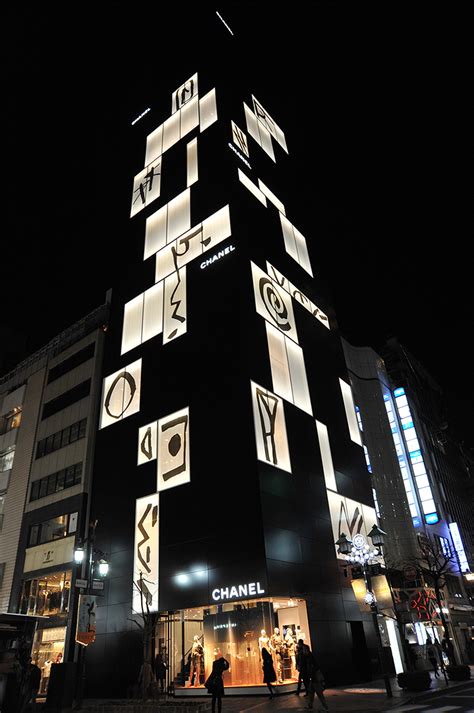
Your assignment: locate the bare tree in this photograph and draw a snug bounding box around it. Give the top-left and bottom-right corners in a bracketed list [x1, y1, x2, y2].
[129, 572, 159, 700]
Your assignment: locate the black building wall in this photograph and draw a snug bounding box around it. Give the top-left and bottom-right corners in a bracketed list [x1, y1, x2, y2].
[86, 71, 377, 696]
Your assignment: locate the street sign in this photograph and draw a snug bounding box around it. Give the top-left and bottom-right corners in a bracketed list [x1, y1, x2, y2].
[75, 578, 88, 588]
[76, 594, 97, 646]
[92, 580, 104, 590]
[403, 566, 417, 581]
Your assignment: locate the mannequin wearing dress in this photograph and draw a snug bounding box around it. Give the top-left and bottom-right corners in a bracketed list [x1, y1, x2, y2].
[189, 635, 204, 687]
[270, 627, 284, 683]
[259, 629, 271, 654]
[285, 627, 297, 678]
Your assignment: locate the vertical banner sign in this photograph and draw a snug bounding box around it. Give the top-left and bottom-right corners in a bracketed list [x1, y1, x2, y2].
[76, 594, 97, 646]
[133, 493, 159, 613]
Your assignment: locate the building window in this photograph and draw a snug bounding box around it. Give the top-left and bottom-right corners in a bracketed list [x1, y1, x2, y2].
[36, 419, 87, 459]
[0, 406, 22, 435]
[30, 463, 83, 502]
[27, 512, 78, 547]
[19, 570, 71, 617]
[47, 343, 95, 383]
[41, 379, 91, 420]
[0, 495, 4, 531]
[0, 446, 15, 472]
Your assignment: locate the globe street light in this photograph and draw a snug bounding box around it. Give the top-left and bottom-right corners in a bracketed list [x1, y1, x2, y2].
[336, 525, 392, 698]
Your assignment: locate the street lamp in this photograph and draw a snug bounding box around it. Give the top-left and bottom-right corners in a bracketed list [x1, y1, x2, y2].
[73, 521, 109, 709]
[336, 525, 392, 698]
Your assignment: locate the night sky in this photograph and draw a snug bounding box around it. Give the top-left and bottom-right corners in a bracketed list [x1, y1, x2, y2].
[3, 6, 472, 444]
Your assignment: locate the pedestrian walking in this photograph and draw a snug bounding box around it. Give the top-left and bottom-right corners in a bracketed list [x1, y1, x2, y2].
[20, 658, 41, 712]
[426, 636, 439, 678]
[295, 638, 306, 695]
[261, 647, 277, 698]
[205, 649, 229, 713]
[300, 645, 329, 711]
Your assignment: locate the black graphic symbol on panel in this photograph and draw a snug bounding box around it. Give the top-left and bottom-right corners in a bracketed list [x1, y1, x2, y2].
[161, 413, 188, 481]
[256, 388, 279, 465]
[338, 501, 363, 539]
[292, 289, 308, 307]
[254, 101, 275, 136]
[140, 427, 153, 460]
[267, 265, 287, 289]
[232, 125, 248, 154]
[175, 226, 202, 257]
[133, 164, 161, 207]
[167, 247, 187, 340]
[179, 78, 195, 107]
[312, 306, 328, 324]
[104, 370, 137, 419]
[259, 277, 291, 332]
[136, 503, 158, 574]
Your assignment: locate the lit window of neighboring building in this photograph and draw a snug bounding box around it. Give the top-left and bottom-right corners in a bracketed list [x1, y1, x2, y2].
[28, 512, 78, 547]
[0, 407, 22, 435]
[0, 447, 15, 472]
[0, 495, 4, 531]
[19, 571, 72, 617]
[393, 387, 438, 525]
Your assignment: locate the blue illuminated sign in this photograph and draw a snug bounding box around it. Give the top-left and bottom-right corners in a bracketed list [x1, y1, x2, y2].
[412, 516, 422, 527]
[425, 513, 439, 525]
[394, 387, 405, 397]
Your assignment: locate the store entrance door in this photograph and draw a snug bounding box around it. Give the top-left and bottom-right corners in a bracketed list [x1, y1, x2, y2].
[349, 621, 371, 681]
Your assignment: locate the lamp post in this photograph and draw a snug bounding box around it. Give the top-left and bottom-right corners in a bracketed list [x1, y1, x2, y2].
[73, 520, 109, 709]
[336, 526, 392, 698]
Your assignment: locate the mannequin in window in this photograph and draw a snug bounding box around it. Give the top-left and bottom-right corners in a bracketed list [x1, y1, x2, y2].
[189, 635, 204, 687]
[259, 629, 271, 654]
[285, 627, 297, 678]
[270, 627, 285, 683]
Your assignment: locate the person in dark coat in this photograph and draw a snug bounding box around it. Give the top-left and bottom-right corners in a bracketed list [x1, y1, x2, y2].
[300, 645, 329, 711]
[155, 652, 167, 694]
[205, 650, 229, 713]
[261, 647, 277, 698]
[295, 639, 306, 695]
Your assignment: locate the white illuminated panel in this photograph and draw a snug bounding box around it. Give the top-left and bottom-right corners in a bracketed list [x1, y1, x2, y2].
[162, 112, 181, 154]
[244, 103, 261, 147]
[231, 121, 249, 157]
[252, 96, 288, 153]
[121, 294, 143, 355]
[172, 73, 198, 114]
[121, 283, 163, 355]
[131, 158, 162, 217]
[157, 407, 190, 491]
[133, 494, 159, 613]
[339, 378, 363, 446]
[99, 359, 142, 429]
[180, 95, 199, 136]
[386, 619, 404, 674]
[163, 267, 187, 344]
[238, 168, 267, 206]
[251, 381, 291, 473]
[258, 179, 285, 215]
[266, 323, 292, 403]
[187, 138, 198, 187]
[316, 421, 337, 491]
[167, 189, 190, 243]
[138, 421, 158, 465]
[279, 214, 313, 277]
[142, 282, 164, 343]
[449, 522, 470, 573]
[251, 262, 298, 343]
[199, 88, 217, 132]
[145, 204, 168, 260]
[285, 334, 312, 414]
[155, 205, 231, 283]
[327, 490, 377, 559]
[266, 262, 330, 329]
[145, 124, 163, 166]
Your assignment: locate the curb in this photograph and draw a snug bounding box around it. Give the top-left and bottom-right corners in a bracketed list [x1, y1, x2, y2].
[404, 677, 472, 705]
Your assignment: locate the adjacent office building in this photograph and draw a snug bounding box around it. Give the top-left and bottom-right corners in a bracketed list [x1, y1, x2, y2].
[343, 339, 474, 664]
[0, 304, 108, 695]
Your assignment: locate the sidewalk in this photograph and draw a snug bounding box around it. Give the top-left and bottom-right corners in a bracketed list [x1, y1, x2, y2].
[59, 668, 474, 713]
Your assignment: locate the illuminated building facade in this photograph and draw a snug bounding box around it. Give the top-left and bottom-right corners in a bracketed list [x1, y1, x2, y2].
[0, 305, 108, 696]
[344, 339, 474, 665]
[85, 72, 388, 697]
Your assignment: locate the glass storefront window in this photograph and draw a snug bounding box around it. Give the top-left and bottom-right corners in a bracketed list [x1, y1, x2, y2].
[19, 570, 71, 617]
[31, 626, 66, 696]
[157, 597, 310, 690]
